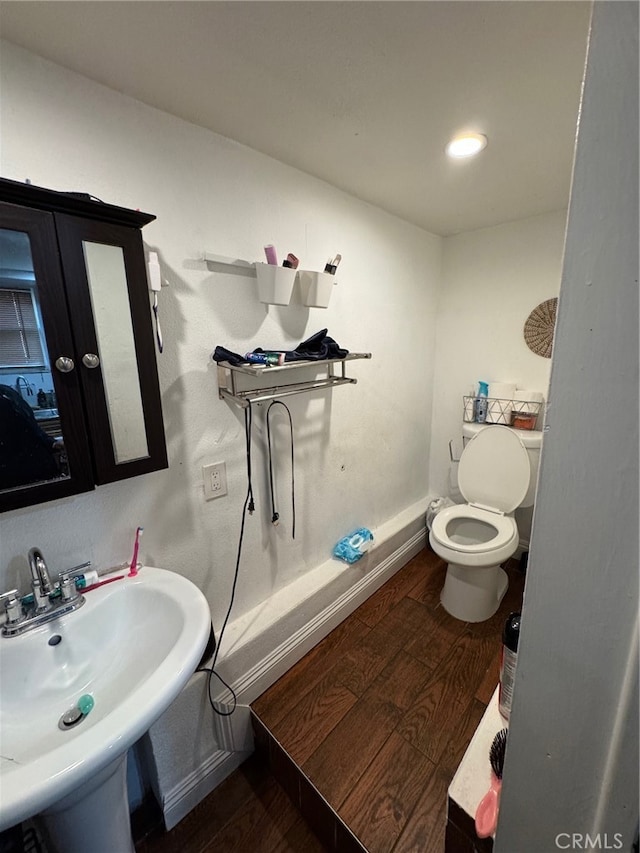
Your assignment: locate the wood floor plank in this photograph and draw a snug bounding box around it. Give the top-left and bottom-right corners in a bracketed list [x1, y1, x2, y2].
[438, 698, 488, 780]
[252, 614, 371, 728]
[391, 769, 450, 853]
[135, 754, 272, 853]
[404, 603, 469, 671]
[338, 732, 438, 853]
[271, 815, 329, 852]
[397, 631, 497, 764]
[302, 681, 403, 809]
[406, 552, 448, 611]
[201, 773, 299, 853]
[375, 649, 434, 712]
[270, 670, 359, 765]
[352, 550, 435, 628]
[333, 596, 431, 697]
[475, 648, 501, 705]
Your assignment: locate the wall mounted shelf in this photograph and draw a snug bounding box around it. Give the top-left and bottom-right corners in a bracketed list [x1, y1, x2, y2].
[201, 253, 338, 308]
[202, 252, 256, 277]
[216, 353, 372, 408]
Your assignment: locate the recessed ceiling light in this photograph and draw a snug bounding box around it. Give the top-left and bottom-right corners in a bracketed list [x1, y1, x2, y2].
[446, 133, 488, 159]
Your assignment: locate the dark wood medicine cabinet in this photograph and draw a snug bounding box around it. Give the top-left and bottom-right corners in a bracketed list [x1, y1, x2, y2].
[0, 177, 167, 513]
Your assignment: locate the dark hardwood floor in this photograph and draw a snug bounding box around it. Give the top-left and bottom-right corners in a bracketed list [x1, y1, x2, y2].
[136, 752, 326, 853]
[138, 547, 524, 853]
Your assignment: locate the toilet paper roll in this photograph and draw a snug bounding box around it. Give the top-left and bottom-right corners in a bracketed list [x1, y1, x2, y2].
[488, 382, 516, 400]
[515, 388, 543, 400]
[486, 382, 516, 423]
[514, 389, 544, 414]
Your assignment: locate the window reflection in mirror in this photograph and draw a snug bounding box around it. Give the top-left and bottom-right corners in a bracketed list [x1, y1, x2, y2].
[82, 241, 149, 464]
[0, 228, 69, 490]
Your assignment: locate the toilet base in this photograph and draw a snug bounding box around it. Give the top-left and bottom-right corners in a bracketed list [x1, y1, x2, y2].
[440, 562, 509, 623]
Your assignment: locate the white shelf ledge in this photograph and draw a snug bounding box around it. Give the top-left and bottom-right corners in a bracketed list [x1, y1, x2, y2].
[202, 252, 256, 276]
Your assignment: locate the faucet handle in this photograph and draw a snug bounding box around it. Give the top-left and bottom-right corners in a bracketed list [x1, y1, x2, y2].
[58, 566, 90, 603]
[0, 589, 26, 625]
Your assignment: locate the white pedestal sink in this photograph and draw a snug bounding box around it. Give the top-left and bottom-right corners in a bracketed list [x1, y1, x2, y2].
[40, 753, 133, 853]
[0, 566, 211, 852]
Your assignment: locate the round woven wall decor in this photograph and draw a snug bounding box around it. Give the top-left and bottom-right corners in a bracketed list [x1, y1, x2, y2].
[524, 298, 558, 358]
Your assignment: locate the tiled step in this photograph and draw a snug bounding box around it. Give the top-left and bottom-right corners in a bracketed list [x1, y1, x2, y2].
[251, 711, 366, 853]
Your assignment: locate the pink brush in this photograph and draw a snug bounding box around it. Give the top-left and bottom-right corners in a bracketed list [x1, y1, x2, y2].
[475, 728, 507, 839]
[128, 526, 144, 577]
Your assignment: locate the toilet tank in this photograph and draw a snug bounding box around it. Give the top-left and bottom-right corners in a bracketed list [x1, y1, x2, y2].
[462, 422, 542, 508]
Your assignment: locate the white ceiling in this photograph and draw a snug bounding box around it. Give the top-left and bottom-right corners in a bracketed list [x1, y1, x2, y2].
[0, 1, 592, 236]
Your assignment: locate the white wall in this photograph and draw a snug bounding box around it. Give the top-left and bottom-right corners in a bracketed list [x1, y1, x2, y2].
[496, 2, 639, 849]
[0, 41, 442, 636]
[428, 210, 567, 499]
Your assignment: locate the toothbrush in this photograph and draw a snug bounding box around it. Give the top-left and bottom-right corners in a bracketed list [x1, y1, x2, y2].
[83, 575, 125, 593]
[128, 526, 144, 577]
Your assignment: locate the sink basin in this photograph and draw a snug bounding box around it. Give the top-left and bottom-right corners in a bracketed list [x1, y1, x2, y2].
[33, 408, 58, 420]
[0, 566, 211, 846]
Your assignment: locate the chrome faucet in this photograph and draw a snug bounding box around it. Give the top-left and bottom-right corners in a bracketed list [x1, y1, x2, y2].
[14, 376, 33, 399]
[28, 547, 53, 612]
[0, 550, 88, 637]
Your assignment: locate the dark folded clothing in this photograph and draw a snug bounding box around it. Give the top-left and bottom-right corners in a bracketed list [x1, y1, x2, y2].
[212, 330, 349, 365]
[282, 328, 349, 362]
[211, 345, 247, 366]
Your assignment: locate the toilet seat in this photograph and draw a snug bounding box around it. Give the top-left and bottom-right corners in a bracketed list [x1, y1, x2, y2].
[458, 425, 530, 512]
[430, 504, 516, 554]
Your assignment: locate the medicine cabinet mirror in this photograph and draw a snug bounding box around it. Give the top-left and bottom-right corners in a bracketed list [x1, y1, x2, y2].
[0, 178, 167, 513]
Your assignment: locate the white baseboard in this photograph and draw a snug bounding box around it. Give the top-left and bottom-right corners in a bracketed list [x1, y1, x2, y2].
[162, 745, 252, 830]
[160, 520, 427, 827]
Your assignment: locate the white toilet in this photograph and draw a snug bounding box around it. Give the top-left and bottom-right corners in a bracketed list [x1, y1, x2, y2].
[429, 425, 533, 623]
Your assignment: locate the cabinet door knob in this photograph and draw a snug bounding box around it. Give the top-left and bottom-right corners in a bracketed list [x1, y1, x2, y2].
[55, 356, 75, 373]
[82, 353, 100, 369]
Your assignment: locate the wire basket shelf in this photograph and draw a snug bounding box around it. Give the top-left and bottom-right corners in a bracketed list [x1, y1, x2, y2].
[463, 396, 542, 430]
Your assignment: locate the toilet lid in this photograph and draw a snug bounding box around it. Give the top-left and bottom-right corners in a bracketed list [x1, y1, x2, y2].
[458, 426, 530, 513]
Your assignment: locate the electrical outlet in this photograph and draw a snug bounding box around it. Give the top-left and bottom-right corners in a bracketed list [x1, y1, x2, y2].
[203, 462, 227, 500]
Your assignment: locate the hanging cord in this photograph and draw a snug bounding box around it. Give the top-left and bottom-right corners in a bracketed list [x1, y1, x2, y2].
[196, 404, 254, 716]
[266, 400, 296, 539]
[246, 403, 255, 514]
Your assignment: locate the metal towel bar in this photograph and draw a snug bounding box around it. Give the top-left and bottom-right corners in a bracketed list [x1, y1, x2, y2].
[216, 353, 372, 408]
